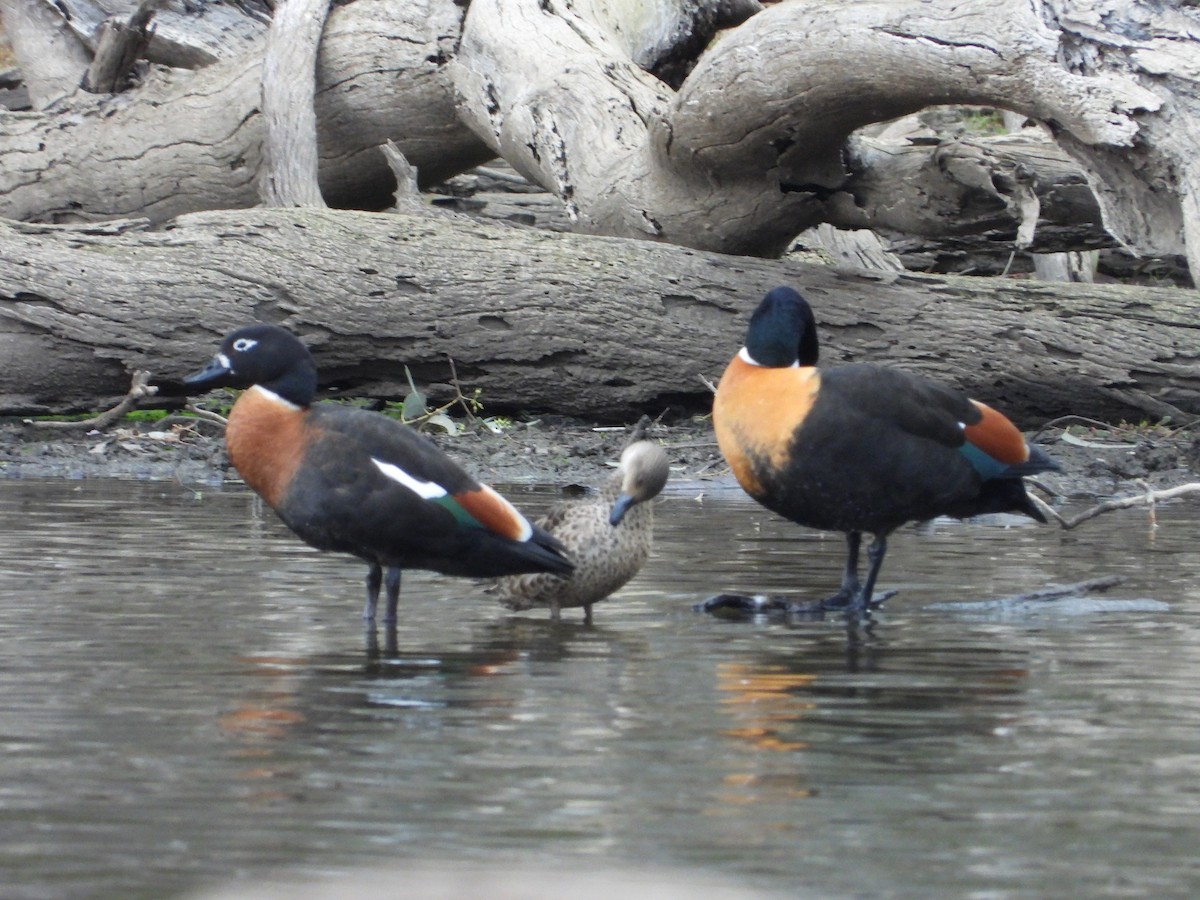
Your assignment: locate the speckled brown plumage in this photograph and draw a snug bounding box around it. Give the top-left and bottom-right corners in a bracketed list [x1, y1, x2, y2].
[493, 441, 670, 623]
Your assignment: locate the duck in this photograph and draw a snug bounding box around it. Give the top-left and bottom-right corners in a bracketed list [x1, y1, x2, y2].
[491, 440, 670, 624]
[711, 286, 1058, 614]
[183, 324, 573, 626]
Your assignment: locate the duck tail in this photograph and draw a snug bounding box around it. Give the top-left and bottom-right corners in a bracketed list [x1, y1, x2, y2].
[976, 479, 1048, 523]
[520, 526, 576, 576]
[1011, 443, 1060, 477]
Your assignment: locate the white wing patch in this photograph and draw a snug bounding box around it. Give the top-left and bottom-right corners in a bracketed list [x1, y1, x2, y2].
[371, 458, 448, 499]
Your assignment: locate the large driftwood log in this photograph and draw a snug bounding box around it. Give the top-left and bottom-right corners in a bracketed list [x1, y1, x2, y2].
[0, 0, 93, 108]
[0, 208, 1195, 421]
[4, 0, 1195, 276]
[454, 0, 1197, 272]
[840, 134, 1113, 254]
[35, 0, 271, 70]
[258, 0, 331, 208]
[0, 0, 491, 221]
[0, 0, 270, 109]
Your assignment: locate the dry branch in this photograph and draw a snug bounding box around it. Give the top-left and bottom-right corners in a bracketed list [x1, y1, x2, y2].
[259, 0, 332, 207]
[22, 370, 157, 431]
[1033, 483, 1200, 530]
[182, 404, 228, 427]
[81, 0, 165, 94]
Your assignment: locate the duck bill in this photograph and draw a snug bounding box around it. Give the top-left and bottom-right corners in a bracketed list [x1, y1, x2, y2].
[609, 493, 635, 526]
[182, 353, 234, 392]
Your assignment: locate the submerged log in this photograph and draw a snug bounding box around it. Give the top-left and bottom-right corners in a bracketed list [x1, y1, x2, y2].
[0, 207, 1196, 421]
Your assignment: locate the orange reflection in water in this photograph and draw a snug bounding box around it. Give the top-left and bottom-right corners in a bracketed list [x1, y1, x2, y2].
[218, 655, 310, 803]
[710, 662, 817, 810]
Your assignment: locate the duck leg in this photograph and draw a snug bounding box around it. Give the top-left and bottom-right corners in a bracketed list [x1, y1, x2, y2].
[818, 531, 862, 609]
[363, 564, 402, 625]
[854, 533, 888, 612]
[383, 567, 402, 625]
[363, 562, 383, 623]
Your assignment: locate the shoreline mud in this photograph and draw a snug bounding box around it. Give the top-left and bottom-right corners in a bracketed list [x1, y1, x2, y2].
[2, 413, 1196, 512]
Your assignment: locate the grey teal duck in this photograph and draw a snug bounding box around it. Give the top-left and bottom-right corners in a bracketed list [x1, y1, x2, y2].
[492, 440, 670, 623]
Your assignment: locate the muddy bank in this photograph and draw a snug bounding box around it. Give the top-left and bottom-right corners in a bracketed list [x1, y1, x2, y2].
[0, 413, 720, 489]
[1, 411, 1196, 512]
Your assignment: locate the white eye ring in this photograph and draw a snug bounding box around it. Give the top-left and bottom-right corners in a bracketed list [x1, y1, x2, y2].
[232, 337, 258, 353]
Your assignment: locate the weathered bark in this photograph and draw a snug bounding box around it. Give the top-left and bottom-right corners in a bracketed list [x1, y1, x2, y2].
[45, 0, 271, 69]
[838, 134, 1113, 254]
[0, 208, 1195, 423]
[2, 0, 1194, 276]
[0, 0, 491, 222]
[0, 0, 92, 107]
[453, 0, 1196, 270]
[1048, 0, 1200, 280]
[80, 0, 162, 95]
[259, 0, 331, 207]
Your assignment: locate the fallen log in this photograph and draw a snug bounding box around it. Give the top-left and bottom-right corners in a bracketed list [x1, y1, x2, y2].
[0, 207, 1196, 421]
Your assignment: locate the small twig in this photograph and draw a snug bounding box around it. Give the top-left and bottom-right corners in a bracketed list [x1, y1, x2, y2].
[1000, 249, 1017, 277]
[403, 398, 461, 429]
[1033, 482, 1200, 530]
[445, 355, 480, 421]
[155, 415, 224, 434]
[1040, 414, 1129, 433]
[996, 575, 1125, 603]
[23, 370, 158, 432]
[689, 458, 727, 478]
[389, 357, 481, 433]
[697, 373, 718, 394]
[1034, 413, 1198, 444]
[183, 404, 229, 427]
[924, 575, 1138, 614]
[629, 414, 653, 443]
[382, 140, 424, 212]
[471, 166, 533, 186]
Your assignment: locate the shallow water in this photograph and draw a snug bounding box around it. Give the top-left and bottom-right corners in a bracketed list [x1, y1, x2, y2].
[0, 477, 1198, 898]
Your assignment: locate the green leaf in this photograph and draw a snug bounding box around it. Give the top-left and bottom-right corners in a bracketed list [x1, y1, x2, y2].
[402, 389, 427, 420]
[423, 413, 461, 435]
[401, 365, 427, 420]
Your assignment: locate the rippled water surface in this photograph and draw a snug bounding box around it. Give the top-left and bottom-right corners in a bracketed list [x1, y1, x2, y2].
[1, 478, 1198, 898]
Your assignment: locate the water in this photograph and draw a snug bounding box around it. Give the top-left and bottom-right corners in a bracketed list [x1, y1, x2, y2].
[0, 478, 1198, 898]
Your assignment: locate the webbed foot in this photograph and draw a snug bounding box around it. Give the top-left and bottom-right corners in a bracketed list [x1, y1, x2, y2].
[815, 588, 898, 613]
[694, 593, 790, 617]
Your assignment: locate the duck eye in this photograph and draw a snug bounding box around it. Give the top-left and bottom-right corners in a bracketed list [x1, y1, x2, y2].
[232, 338, 258, 353]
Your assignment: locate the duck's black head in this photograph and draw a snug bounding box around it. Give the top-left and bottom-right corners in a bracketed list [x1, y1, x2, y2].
[184, 324, 318, 406]
[743, 286, 819, 368]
